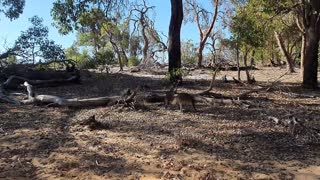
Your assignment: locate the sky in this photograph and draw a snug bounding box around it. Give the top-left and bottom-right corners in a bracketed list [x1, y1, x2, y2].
[0, 0, 217, 52]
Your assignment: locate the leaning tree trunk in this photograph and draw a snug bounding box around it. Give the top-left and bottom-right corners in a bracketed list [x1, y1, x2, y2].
[195, 0, 219, 68]
[300, 33, 306, 77]
[236, 45, 241, 81]
[168, 0, 183, 82]
[274, 31, 295, 73]
[110, 40, 123, 71]
[243, 47, 253, 84]
[250, 49, 255, 67]
[120, 47, 129, 66]
[302, 28, 319, 89]
[197, 44, 204, 68]
[141, 24, 149, 63]
[269, 41, 277, 66]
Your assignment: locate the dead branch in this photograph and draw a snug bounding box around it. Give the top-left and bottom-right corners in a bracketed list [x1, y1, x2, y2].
[232, 77, 247, 86]
[267, 115, 320, 144]
[237, 88, 264, 99]
[235, 71, 290, 99]
[196, 66, 220, 95]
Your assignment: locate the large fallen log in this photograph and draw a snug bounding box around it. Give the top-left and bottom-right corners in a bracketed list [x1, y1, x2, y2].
[21, 82, 135, 107]
[2, 75, 80, 89]
[21, 94, 121, 107]
[0, 64, 79, 82]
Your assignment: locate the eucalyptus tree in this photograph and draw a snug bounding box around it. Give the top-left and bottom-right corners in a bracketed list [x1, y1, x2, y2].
[230, 4, 266, 83]
[101, 18, 130, 69]
[129, 35, 141, 58]
[51, 0, 128, 70]
[130, 0, 167, 65]
[181, 40, 197, 65]
[77, 9, 106, 56]
[14, 16, 65, 64]
[233, 0, 320, 88]
[291, 0, 320, 88]
[184, 0, 220, 67]
[130, 0, 155, 62]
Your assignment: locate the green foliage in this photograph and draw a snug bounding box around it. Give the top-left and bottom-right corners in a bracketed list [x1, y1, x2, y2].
[181, 40, 197, 65]
[129, 36, 141, 57]
[166, 68, 188, 80]
[51, 0, 128, 35]
[0, 0, 25, 20]
[65, 47, 93, 69]
[64, 45, 81, 62]
[79, 58, 97, 69]
[231, 7, 266, 48]
[14, 16, 65, 63]
[40, 40, 65, 60]
[96, 48, 115, 65]
[128, 56, 140, 66]
[65, 41, 116, 69]
[230, 0, 304, 66]
[5, 55, 17, 64]
[76, 50, 94, 69]
[34, 63, 48, 71]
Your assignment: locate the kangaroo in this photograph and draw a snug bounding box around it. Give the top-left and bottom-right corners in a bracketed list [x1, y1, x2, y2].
[165, 92, 196, 112]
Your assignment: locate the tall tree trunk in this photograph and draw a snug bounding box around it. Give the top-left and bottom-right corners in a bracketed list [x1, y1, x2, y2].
[141, 25, 149, 63]
[197, 44, 204, 67]
[300, 33, 306, 78]
[116, 50, 123, 71]
[270, 41, 275, 66]
[274, 31, 295, 73]
[302, 28, 319, 89]
[168, 0, 183, 82]
[243, 49, 252, 83]
[120, 47, 128, 66]
[32, 45, 35, 65]
[110, 41, 123, 71]
[236, 45, 240, 80]
[250, 49, 255, 67]
[193, 0, 219, 68]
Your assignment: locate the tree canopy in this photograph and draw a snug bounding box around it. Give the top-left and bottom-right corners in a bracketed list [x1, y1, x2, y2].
[0, 0, 25, 20]
[14, 16, 65, 64]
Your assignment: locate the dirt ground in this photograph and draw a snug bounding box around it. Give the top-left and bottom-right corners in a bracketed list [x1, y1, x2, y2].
[0, 66, 320, 179]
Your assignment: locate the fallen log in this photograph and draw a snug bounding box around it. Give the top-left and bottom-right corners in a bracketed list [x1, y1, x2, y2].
[21, 93, 126, 107]
[2, 75, 80, 89]
[21, 83, 136, 107]
[0, 85, 20, 105]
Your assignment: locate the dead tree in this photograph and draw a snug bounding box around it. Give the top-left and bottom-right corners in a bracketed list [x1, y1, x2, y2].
[130, 0, 155, 63]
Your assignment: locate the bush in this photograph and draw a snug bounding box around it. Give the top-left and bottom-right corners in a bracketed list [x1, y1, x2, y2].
[96, 49, 115, 65]
[128, 56, 140, 66]
[78, 58, 96, 69]
[165, 68, 187, 80]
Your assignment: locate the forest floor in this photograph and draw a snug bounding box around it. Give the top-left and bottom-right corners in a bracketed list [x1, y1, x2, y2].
[0, 66, 320, 179]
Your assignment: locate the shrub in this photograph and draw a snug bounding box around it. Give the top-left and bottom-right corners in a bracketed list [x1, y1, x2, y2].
[128, 56, 140, 66]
